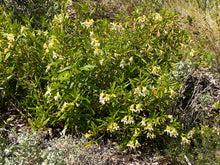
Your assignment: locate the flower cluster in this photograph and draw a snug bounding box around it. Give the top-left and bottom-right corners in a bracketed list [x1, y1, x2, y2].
[147, 132, 156, 139]
[129, 104, 143, 113]
[121, 115, 135, 125]
[154, 13, 162, 21]
[4, 33, 15, 41]
[43, 35, 59, 53]
[144, 122, 154, 132]
[81, 19, 94, 28]
[107, 122, 119, 132]
[137, 15, 146, 23]
[164, 126, 178, 138]
[127, 140, 141, 149]
[134, 86, 148, 96]
[181, 137, 191, 145]
[110, 22, 124, 31]
[99, 92, 116, 105]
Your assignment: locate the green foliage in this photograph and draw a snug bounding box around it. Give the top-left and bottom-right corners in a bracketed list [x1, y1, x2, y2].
[0, 1, 219, 162]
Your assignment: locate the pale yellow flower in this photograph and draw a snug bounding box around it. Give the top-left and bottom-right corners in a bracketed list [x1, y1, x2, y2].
[133, 129, 139, 137]
[168, 115, 174, 122]
[20, 26, 28, 34]
[136, 104, 143, 113]
[141, 118, 146, 126]
[134, 86, 142, 96]
[127, 116, 134, 124]
[135, 140, 141, 148]
[81, 19, 94, 28]
[187, 128, 195, 138]
[44, 31, 48, 36]
[142, 87, 148, 96]
[94, 48, 101, 55]
[85, 133, 92, 138]
[114, 53, 120, 58]
[170, 129, 178, 138]
[129, 56, 134, 64]
[112, 122, 119, 131]
[99, 59, 104, 65]
[107, 124, 113, 132]
[54, 92, 61, 101]
[91, 38, 100, 47]
[120, 59, 126, 68]
[147, 132, 156, 139]
[181, 137, 191, 145]
[129, 104, 136, 113]
[154, 13, 162, 21]
[104, 94, 111, 101]
[190, 49, 195, 57]
[164, 126, 172, 133]
[45, 87, 52, 96]
[127, 140, 135, 149]
[90, 31, 95, 38]
[4, 33, 14, 41]
[144, 122, 153, 132]
[121, 116, 128, 124]
[52, 51, 58, 59]
[61, 102, 68, 112]
[170, 89, 176, 97]
[152, 66, 160, 74]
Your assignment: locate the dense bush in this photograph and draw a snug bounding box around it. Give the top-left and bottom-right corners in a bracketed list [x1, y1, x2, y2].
[0, 1, 219, 163]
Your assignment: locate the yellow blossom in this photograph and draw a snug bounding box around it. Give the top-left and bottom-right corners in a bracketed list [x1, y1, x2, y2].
[168, 115, 174, 122]
[133, 129, 139, 137]
[142, 87, 148, 96]
[94, 48, 101, 55]
[134, 86, 142, 96]
[136, 104, 143, 113]
[112, 122, 119, 131]
[121, 116, 127, 124]
[141, 118, 146, 126]
[107, 122, 119, 132]
[127, 116, 134, 124]
[129, 104, 135, 113]
[129, 56, 134, 64]
[170, 89, 176, 97]
[61, 102, 68, 112]
[154, 13, 162, 21]
[54, 92, 61, 101]
[90, 31, 95, 38]
[4, 33, 14, 41]
[147, 132, 156, 139]
[120, 59, 126, 68]
[91, 38, 100, 47]
[164, 126, 172, 133]
[45, 87, 52, 96]
[127, 140, 135, 149]
[181, 137, 191, 145]
[135, 140, 141, 148]
[187, 128, 195, 138]
[81, 19, 94, 28]
[144, 122, 153, 132]
[99, 59, 104, 65]
[85, 133, 92, 138]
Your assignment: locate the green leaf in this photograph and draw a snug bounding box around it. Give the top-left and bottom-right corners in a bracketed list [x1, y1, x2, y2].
[80, 65, 96, 71]
[58, 66, 72, 73]
[4, 53, 11, 61]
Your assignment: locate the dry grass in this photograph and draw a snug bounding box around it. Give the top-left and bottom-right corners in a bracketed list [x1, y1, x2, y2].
[161, 0, 220, 71]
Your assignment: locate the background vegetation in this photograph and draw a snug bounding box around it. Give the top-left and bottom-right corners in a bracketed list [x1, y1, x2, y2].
[0, 0, 219, 164]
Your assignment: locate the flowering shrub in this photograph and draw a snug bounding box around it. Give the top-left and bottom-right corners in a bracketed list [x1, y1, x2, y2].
[0, 0, 216, 152]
